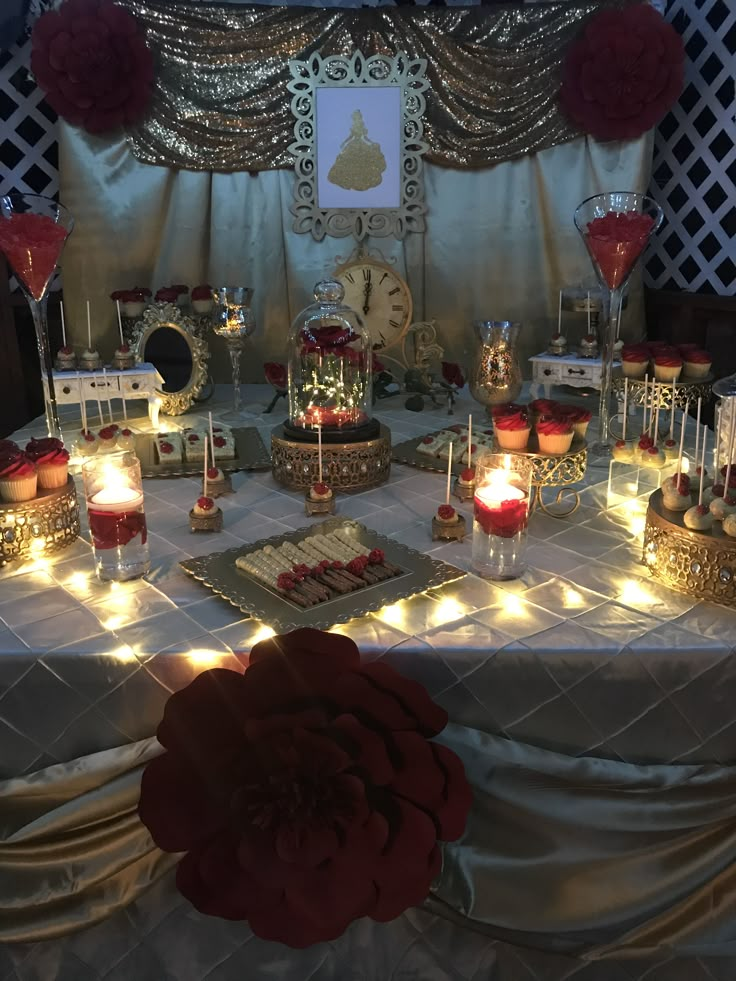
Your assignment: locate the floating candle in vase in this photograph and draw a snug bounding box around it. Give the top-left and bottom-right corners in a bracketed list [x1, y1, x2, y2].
[471, 455, 532, 580]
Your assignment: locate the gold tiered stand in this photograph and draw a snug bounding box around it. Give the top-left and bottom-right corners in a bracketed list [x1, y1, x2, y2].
[0, 478, 80, 566]
[643, 489, 736, 606]
[271, 424, 392, 491]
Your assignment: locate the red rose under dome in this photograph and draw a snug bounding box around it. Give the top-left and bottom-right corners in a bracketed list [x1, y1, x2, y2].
[138, 628, 472, 948]
[560, 4, 684, 142]
[31, 0, 154, 135]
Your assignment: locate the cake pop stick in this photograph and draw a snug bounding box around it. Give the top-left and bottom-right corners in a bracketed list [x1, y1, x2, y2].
[77, 371, 87, 433]
[120, 378, 128, 422]
[698, 428, 707, 507]
[60, 300, 67, 349]
[468, 414, 473, 469]
[676, 400, 689, 481]
[102, 366, 113, 423]
[653, 395, 660, 447]
[94, 375, 104, 428]
[116, 299, 125, 348]
[693, 397, 702, 472]
[670, 377, 676, 436]
[86, 299, 92, 351]
[586, 290, 591, 335]
[446, 442, 453, 505]
[622, 377, 628, 441]
[208, 410, 215, 464]
[203, 437, 209, 498]
[715, 404, 722, 474]
[647, 378, 654, 437]
[557, 290, 562, 335]
[642, 373, 649, 435]
[318, 424, 323, 484]
[724, 409, 736, 496]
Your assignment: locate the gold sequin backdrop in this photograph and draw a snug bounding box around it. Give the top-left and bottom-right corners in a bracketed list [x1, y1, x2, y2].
[59, 0, 653, 378]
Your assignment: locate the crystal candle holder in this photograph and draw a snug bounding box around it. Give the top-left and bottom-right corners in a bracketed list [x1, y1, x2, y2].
[82, 452, 150, 581]
[472, 453, 532, 580]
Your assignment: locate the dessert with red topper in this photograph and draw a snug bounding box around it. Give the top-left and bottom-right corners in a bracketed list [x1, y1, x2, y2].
[309, 481, 333, 501]
[189, 494, 223, 532]
[548, 332, 567, 356]
[662, 473, 691, 511]
[25, 437, 69, 489]
[432, 502, 467, 541]
[621, 345, 649, 378]
[494, 409, 531, 451]
[536, 417, 574, 454]
[305, 480, 336, 516]
[55, 345, 76, 371]
[681, 349, 712, 380]
[0, 453, 38, 503]
[111, 342, 135, 371]
[653, 353, 682, 383]
[579, 333, 598, 358]
[79, 347, 102, 372]
[191, 284, 213, 315]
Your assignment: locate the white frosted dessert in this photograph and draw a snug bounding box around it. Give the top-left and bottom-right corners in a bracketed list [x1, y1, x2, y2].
[309, 482, 333, 501]
[684, 504, 715, 531]
[192, 495, 220, 517]
[211, 426, 235, 460]
[709, 495, 736, 521]
[723, 513, 736, 538]
[641, 446, 666, 469]
[612, 440, 635, 463]
[73, 430, 98, 456]
[662, 474, 692, 511]
[183, 430, 207, 461]
[156, 433, 183, 464]
[79, 348, 102, 371]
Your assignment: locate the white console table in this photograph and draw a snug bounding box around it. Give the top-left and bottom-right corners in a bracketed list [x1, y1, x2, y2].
[49, 362, 164, 428]
[529, 351, 621, 398]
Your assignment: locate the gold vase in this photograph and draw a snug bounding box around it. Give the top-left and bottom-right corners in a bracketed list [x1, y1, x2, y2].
[469, 320, 523, 410]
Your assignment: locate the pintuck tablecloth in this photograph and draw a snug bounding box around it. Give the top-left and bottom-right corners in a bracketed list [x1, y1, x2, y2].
[2, 385, 736, 981]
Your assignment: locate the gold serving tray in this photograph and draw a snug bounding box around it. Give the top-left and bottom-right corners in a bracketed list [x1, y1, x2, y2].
[392, 429, 587, 479]
[180, 517, 466, 633]
[135, 427, 270, 478]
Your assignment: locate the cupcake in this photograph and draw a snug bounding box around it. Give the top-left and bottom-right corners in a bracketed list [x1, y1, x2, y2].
[120, 288, 150, 319]
[681, 349, 712, 380]
[79, 348, 102, 371]
[111, 343, 135, 370]
[55, 346, 76, 371]
[0, 453, 37, 502]
[536, 417, 574, 454]
[653, 354, 683, 383]
[677, 343, 699, 357]
[528, 399, 559, 427]
[621, 345, 649, 378]
[25, 436, 63, 458]
[555, 405, 592, 440]
[0, 439, 19, 455]
[494, 410, 531, 450]
[684, 503, 715, 531]
[32, 446, 69, 489]
[191, 284, 213, 315]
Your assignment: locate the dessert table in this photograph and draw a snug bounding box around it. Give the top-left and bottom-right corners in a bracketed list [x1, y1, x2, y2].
[2, 385, 736, 981]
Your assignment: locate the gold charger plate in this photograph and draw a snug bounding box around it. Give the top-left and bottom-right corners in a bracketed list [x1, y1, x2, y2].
[135, 427, 270, 478]
[180, 517, 466, 633]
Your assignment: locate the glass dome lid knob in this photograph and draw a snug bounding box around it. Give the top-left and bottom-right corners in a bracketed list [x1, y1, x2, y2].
[313, 279, 345, 305]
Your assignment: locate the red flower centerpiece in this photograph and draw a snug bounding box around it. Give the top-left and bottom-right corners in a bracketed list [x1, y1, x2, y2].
[560, 3, 684, 141]
[138, 628, 471, 947]
[31, 0, 154, 135]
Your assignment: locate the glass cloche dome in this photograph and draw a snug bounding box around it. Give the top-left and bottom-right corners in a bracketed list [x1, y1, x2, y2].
[286, 280, 376, 440]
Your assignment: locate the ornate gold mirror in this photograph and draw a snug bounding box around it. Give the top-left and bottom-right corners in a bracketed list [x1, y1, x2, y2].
[131, 303, 210, 415]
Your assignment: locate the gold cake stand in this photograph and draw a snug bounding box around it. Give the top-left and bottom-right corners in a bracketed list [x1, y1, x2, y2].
[271, 424, 392, 491]
[496, 436, 588, 518]
[611, 373, 713, 410]
[643, 489, 736, 606]
[0, 477, 81, 566]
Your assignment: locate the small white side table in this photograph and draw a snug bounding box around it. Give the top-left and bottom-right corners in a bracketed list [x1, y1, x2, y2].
[529, 352, 621, 399]
[50, 362, 164, 428]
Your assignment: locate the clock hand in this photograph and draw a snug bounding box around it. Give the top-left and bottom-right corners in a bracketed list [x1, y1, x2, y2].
[362, 279, 373, 316]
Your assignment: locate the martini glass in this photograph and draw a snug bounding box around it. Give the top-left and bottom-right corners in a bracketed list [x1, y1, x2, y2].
[212, 287, 256, 421]
[0, 194, 74, 439]
[574, 192, 663, 461]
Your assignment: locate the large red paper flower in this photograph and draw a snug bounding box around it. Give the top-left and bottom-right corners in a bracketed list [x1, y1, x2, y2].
[560, 4, 684, 141]
[139, 629, 471, 947]
[31, 0, 153, 134]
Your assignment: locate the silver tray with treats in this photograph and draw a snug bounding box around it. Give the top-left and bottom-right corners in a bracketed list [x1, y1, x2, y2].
[135, 427, 270, 478]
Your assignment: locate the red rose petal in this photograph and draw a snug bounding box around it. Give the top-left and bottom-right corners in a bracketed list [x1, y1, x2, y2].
[358, 662, 449, 735]
[276, 824, 340, 868]
[332, 713, 395, 785]
[138, 752, 223, 852]
[389, 731, 446, 808]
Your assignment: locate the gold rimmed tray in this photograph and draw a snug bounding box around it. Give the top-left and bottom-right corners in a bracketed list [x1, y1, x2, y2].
[135, 427, 270, 478]
[180, 517, 465, 633]
[611, 371, 713, 410]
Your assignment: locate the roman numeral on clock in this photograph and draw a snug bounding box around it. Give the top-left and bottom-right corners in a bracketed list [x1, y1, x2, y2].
[344, 273, 355, 284]
[389, 319, 401, 329]
[388, 287, 400, 296]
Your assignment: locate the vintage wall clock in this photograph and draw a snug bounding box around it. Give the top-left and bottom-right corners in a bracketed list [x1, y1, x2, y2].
[334, 256, 413, 352]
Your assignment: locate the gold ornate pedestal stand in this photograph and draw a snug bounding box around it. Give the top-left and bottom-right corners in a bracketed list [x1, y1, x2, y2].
[271, 425, 391, 491]
[496, 438, 588, 518]
[643, 490, 736, 606]
[0, 478, 80, 566]
[612, 374, 713, 412]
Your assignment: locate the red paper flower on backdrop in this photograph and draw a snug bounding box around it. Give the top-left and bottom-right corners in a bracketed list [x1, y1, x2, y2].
[264, 362, 287, 390]
[138, 628, 471, 948]
[442, 362, 465, 388]
[560, 4, 684, 141]
[31, 0, 154, 135]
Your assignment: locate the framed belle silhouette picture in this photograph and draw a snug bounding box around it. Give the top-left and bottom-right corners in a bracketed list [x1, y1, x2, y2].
[288, 51, 429, 241]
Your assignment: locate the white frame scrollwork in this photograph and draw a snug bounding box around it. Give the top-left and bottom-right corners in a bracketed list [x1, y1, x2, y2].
[288, 51, 429, 241]
[131, 303, 210, 416]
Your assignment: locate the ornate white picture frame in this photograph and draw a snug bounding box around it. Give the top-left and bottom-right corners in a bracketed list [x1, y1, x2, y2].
[288, 51, 429, 241]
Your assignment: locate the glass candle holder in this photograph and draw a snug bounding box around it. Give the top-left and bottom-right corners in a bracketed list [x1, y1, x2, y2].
[82, 452, 150, 582]
[472, 453, 533, 580]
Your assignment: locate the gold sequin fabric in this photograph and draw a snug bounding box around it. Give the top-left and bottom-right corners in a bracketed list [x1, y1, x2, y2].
[122, 0, 629, 172]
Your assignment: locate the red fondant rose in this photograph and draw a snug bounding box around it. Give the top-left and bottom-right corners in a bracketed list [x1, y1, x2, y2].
[441, 362, 465, 388]
[560, 4, 684, 141]
[138, 629, 471, 947]
[264, 362, 287, 390]
[31, 0, 154, 135]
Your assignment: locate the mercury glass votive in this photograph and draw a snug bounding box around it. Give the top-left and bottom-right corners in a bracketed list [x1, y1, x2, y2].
[472, 453, 532, 580]
[82, 452, 150, 581]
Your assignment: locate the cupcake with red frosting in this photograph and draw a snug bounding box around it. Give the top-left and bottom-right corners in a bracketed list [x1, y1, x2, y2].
[537, 417, 574, 454]
[528, 399, 559, 427]
[681, 348, 712, 380]
[555, 405, 592, 439]
[25, 437, 69, 490]
[621, 345, 649, 378]
[653, 353, 683, 383]
[191, 284, 213, 315]
[494, 409, 531, 450]
[0, 453, 37, 502]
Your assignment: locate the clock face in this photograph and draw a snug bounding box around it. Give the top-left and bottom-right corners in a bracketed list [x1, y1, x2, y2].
[336, 259, 412, 352]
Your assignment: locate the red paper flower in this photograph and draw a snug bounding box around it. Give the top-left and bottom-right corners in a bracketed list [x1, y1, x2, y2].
[138, 628, 471, 947]
[441, 362, 465, 388]
[31, 0, 154, 135]
[264, 362, 287, 390]
[560, 4, 684, 141]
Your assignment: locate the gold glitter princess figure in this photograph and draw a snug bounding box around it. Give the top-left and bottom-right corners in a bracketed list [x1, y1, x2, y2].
[327, 110, 387, 191]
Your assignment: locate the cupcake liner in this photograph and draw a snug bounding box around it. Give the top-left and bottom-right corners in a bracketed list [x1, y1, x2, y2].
[0, 474, 38, 503]
[495, 427, 531, 450]
[36, 463, 69, 490]
[571, 421, 590, 439]
[538, 432, 574, 454]
[682, 362, 711, 380]
[654, 365, 683, 383]
[622, 361, 648, 378]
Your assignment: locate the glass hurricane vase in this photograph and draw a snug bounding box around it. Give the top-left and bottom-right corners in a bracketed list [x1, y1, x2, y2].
[0, 193, 74, 440]
[212, 287, 256, 421]
[574, 192, 663, 461]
